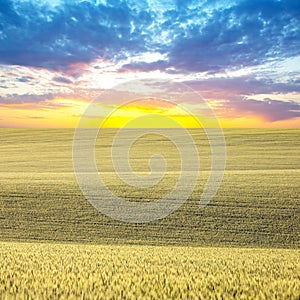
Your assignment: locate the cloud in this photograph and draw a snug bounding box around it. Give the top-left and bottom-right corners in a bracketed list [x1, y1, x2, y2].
[124, 0, 300, 73]
[185, 76, 300, 99]
[53, 76, 73, 84]
[169, 0, 300, 72]
[27, 116, 45, 119]
[0, 93, 56, 104]
[0, 0, 154, 71]
[17, 76, 34, 82]
[221, 97, 300, 122]
[183, 75, 300, 121]
[119, 60, 169, 72]
[0, 0, 299, 73]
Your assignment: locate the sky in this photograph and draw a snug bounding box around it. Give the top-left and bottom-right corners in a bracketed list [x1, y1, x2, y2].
[0, 0, 299, 128]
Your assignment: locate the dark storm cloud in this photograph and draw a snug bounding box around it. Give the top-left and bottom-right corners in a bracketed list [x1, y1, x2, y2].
[0, 0, 299, 73]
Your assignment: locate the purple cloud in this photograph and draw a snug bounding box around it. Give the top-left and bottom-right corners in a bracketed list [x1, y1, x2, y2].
[223, 97, 300, 122]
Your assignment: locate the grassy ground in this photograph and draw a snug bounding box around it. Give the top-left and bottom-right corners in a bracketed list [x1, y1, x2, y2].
[0, 129, 299, 299]
[0, 242, 299, 299]
[0, 129, 299, 247]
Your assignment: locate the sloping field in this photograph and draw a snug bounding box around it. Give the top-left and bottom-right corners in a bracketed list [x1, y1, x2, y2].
[0, 129, 299, 299]
[0, 128, 299, 247]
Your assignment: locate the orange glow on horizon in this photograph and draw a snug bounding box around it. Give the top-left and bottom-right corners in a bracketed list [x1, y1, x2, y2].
[0, 97, 299, 128]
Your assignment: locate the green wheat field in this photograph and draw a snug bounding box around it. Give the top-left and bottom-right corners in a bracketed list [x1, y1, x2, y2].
[0, 129, 299, 299]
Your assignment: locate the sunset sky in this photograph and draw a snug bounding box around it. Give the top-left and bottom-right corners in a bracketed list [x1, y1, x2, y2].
[0, 0, 299, 128]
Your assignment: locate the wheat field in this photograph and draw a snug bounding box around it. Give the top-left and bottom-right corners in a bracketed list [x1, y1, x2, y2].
[0, 242, 299, 299]
[0, 129, 299, 299]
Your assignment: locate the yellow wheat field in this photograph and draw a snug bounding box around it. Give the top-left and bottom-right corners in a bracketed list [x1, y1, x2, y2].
[0, 242, 299, 299]
[0, 129, 299, 299]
